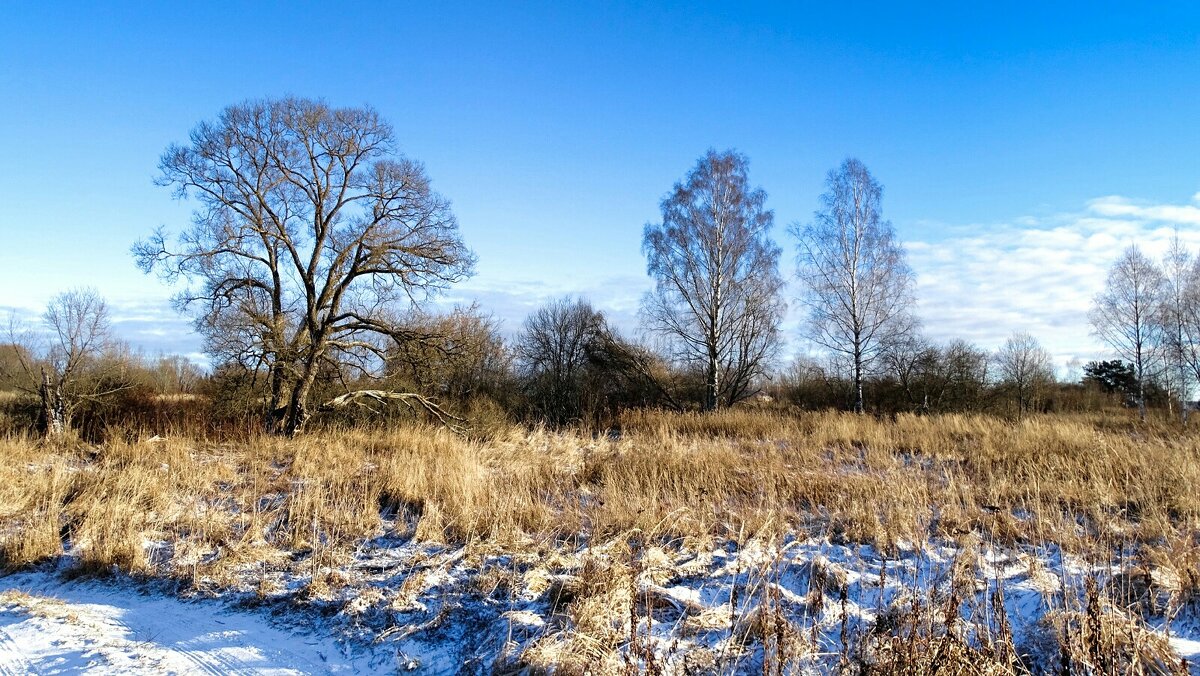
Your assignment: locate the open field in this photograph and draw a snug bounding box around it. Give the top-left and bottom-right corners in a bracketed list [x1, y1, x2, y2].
[0, 410, 1198, 673]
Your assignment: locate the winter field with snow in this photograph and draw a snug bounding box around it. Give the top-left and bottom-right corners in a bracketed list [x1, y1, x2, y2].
[1, 409, 1198, 674]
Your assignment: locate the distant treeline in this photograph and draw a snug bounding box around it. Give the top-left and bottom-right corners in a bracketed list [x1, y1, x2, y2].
[0, 296, 1165, 442]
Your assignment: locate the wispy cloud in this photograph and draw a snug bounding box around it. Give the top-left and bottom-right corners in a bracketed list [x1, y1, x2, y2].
[905, 194, 1200, 367]
[2, 297, 204, 364]
[108, 297, 203, 361]
[1086, 195, 1200, 225]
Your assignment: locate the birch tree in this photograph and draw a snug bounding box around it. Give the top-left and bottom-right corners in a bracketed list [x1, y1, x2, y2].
[793, 158, 916, 413]
[1178, 255, 1200, 395]
[135, 97, 474, 435]
[641, 149, 785, 410]
[1089, 245, 1163, 422]
[1158, 233, 1193, 424]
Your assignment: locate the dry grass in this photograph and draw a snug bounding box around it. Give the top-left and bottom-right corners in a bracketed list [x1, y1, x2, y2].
[1, 410, 1197, 574]
[0, 409, 1197, 671]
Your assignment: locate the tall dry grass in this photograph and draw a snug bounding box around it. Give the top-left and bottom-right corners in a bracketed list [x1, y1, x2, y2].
[0, 410, 1197, 577]
[0, 409, 1198, 672]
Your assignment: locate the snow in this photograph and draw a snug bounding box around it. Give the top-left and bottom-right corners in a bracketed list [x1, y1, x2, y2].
[1173, 635, 1200, 667]
[1, 534, 1197, 674]
[0, 572, 388, 674]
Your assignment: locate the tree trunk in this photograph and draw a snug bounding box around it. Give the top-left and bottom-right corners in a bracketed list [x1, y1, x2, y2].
[264, 364, 291, 435]
[39, 369, 65, 440]
[283, 360, 322, 436]
[705, 349, 720, 412]
[853, 346, 865, 414]
[1180, 361, 1189, 427]
[1137, 365, 1147, 422]
[284, 398, 309, 437]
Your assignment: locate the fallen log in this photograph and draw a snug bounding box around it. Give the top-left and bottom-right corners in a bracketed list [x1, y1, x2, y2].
[316, 390, 465, 433]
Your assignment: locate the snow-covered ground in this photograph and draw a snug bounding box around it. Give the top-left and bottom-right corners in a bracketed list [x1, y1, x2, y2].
[0, 572, 390, 674]
[1, 535, 1196, 674]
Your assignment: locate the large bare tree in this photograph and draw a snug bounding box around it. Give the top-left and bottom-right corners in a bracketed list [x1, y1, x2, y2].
[794, 158, 916, 413]
[135, 97, 474, 435]
[1089, 244, 1163, 422]
[641, 149, 785, 411]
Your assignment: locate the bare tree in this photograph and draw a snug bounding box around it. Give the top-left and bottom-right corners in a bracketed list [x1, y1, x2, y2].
[794, 158, 917, 413]
[584, 325, 685, 414]
[3, 289, 127, 439]
[514, 297, 605, 425]
[1089, 245, 1163, 422]
[387, 304, 512, 404]
[883, 336, 990, 414]
[881, 333, 936, 411]
[775, 354, 844, 409]
[939, 339, 992, 411]
[1157, 233, 1193, 424]
[0, 343, 33, 392]
[641, 149, 785, 411]
[134, 97, 474, 435]
[994, 332, 1054, 417]
[148, 354, 204, 395]
[1176, 254, 1200, 398]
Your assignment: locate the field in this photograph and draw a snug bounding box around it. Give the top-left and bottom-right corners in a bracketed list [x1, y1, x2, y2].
[0, 410, 1198, 673]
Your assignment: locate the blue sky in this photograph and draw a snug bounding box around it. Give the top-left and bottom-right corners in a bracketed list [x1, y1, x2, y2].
[1, 2, 1199, 369]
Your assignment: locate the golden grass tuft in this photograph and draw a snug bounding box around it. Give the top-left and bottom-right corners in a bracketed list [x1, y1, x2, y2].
[1033, 603, 1188, 675]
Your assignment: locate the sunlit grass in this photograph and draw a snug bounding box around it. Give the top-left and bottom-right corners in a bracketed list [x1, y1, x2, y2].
[0, 410, 1194, 573]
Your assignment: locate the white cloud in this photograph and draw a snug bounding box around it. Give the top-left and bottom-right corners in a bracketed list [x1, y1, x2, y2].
[1086, 196, 1200, 226]
[907, 194, 1200, 369]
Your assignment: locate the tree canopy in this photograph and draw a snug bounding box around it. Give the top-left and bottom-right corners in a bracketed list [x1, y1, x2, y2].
[794, 158, 917, 413]
[135, 97, 474, 434]
[641, 149, 785, 410]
